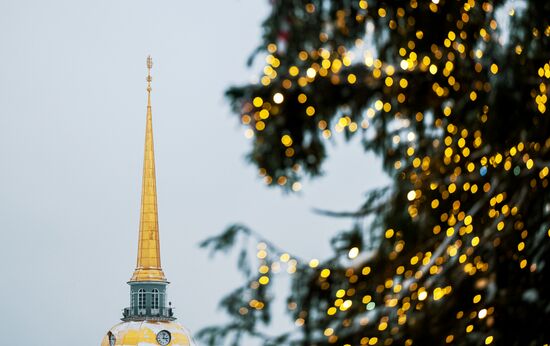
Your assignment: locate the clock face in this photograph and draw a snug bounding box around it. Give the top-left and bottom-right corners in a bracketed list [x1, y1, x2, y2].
[108, 332, 116, 346]
[156, 330, 171, 345]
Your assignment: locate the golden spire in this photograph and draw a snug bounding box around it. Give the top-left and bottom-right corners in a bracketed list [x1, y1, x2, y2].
[130, 56, 167, 282]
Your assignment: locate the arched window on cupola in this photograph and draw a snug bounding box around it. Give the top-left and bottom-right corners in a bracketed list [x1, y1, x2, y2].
[138, 288, 146, 312]
[152, 288, 159, 310]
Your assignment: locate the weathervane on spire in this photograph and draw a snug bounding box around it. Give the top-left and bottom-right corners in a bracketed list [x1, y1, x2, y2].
[146, 55, 153, 92]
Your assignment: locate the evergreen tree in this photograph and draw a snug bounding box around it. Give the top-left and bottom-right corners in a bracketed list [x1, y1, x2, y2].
[198, 1, 550, 345]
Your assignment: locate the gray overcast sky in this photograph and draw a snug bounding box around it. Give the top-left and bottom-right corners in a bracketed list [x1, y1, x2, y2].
[0, 1, 387, 345]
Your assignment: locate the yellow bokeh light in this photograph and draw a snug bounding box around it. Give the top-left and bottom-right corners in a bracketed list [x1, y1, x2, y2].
[281, 134, 293, 147]
[259, 276, 269, 285]
[320, 268, 331, 278]
[253, 97, 263, 107]
[309, 259, 319, 268]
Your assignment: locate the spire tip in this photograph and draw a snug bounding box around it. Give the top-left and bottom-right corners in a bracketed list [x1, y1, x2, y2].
[146, 55, 153, 92]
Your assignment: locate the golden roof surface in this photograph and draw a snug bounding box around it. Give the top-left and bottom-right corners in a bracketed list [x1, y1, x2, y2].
[101, 321, 195, 346]
[130, 56, 166, 283]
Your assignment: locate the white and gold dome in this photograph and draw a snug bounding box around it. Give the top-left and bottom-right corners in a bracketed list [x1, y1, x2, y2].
[102, 56, 195, 346]
[101, 321, 195, 346]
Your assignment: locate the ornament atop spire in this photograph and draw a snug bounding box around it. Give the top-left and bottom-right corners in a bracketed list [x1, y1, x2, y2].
[146, 55, 153, 92]
[130, 56, 166, 282]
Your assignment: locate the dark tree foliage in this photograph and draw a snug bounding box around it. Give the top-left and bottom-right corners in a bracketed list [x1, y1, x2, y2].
[198, 0, 550, 345]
